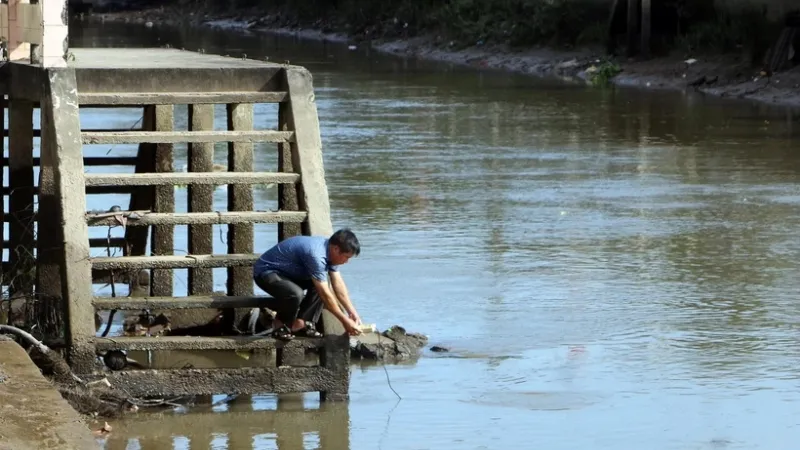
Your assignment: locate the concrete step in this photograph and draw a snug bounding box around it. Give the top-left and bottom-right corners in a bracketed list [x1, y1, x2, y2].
[85, 210, 307, 226]
[89, 253, 259, 270]
[78, 91, 288, 106]
[83, 171, 299, 186]
[92, 294, 270, 310]
[94, 336, 322, 352]
[81, 130, 294, 145]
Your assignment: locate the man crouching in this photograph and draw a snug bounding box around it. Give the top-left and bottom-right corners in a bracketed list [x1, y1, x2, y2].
[253, 228, 364, 340]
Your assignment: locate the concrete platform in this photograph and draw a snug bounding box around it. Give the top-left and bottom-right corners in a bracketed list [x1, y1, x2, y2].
[2, 47, 296, 99]
[68, 48, 283, 69]
[0, 337, 99, 450]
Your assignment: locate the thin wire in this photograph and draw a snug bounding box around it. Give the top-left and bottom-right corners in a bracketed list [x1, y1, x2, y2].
[377, 331, 401, 400]
[376, 329, 402, 450]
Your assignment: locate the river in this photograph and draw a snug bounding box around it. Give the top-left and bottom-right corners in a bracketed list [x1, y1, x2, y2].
[69, 19, 800, 450]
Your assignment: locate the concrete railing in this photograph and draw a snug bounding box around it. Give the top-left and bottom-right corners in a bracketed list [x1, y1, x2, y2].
[0, 0, 69, 67]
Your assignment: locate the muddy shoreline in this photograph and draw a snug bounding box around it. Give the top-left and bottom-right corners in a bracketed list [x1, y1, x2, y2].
[86, 8, 800, 108]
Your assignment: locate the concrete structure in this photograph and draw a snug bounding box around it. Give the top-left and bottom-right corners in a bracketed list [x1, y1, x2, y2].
[1, 3, 351, 401]
[0, 337, 99, 450]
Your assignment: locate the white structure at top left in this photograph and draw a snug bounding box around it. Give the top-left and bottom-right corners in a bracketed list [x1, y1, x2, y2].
[0, 0, 69, 68]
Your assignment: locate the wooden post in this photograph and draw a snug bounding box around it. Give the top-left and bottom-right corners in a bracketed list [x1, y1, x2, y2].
[7, 99, 35, 306]
[150, 105, 175, 296]
[641, 0, 651, 59]
[277, 102, 301, 242]
[39, 68, 94, 372]
[225, 103, 254, 297]
[283, 68, 349, 399]
[626, 0, 639, 57]
[187, 104, 214, 295]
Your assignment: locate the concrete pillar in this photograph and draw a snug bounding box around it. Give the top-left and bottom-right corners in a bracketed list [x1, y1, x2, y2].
[225, 103, 254, 296]
[187, 104, 214, 295]
[319, 334, 350, 402]
[39, 68, 94, 373]
[150, 104, 175, 297]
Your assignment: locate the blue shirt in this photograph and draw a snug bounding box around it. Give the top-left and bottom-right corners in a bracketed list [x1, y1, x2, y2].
[253, 236, 339, 282]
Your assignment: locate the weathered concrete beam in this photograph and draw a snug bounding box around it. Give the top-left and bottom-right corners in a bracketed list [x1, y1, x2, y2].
[2, 237, 127, 249]
[89, 253, 259, 270]
[92, 294, 272, 310]
[94, 335, 322, 352]
[86, 210, 307, 227]
[101, 367, 339, 397]
[78, 91, 288, 105]
[74, 67, 284, 94]
[0, 155, 140, 165]
[83, 171, 298, 186]
[81, 130, 294, 145]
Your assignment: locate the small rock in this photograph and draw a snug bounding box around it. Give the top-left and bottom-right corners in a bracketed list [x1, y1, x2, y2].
[430, 345, 449, 353]
[556, 59, 580, 70]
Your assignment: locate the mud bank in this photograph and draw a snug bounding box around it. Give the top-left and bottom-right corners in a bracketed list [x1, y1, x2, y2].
[87, 8, 800, 109]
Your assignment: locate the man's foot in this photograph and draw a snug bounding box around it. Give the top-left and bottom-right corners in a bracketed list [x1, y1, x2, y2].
[271, 325, 294, 341]
[292, 322, 323, 338]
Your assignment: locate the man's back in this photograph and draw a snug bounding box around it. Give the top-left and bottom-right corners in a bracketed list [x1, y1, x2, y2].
[253, 236, 338, 282]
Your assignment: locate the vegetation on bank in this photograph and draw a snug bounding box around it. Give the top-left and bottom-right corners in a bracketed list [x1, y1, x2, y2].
[154, 0, 785, 62]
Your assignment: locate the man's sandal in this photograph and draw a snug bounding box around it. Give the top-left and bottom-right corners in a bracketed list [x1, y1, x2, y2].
[292, 323, 323, 338]
[271, 325, 295, 341]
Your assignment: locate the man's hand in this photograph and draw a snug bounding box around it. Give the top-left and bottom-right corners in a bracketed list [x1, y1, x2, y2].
[344, 318, 362, 336]
[350, 311, 362, 326]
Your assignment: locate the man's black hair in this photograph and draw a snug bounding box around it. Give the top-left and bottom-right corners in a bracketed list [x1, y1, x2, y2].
[330, 228, 360, 256]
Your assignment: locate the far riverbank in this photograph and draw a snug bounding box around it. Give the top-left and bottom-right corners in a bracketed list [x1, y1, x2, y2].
[86, 6, 800, 109]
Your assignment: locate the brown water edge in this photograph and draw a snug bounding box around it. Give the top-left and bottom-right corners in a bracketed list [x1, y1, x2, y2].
[87, 8, 800, 108]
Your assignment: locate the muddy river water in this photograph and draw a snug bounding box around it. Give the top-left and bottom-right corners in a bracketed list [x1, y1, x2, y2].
[67, 20, 800, 450]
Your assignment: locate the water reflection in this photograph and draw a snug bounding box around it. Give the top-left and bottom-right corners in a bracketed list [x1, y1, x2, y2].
[97, 395, 349, 450]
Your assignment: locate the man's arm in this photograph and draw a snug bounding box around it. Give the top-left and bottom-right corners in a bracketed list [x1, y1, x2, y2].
[329, 271, 360, 325]
[311, 277, 360, 335]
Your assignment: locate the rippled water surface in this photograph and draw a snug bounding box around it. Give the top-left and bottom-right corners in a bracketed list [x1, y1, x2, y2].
[70, 20, 800, 450]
